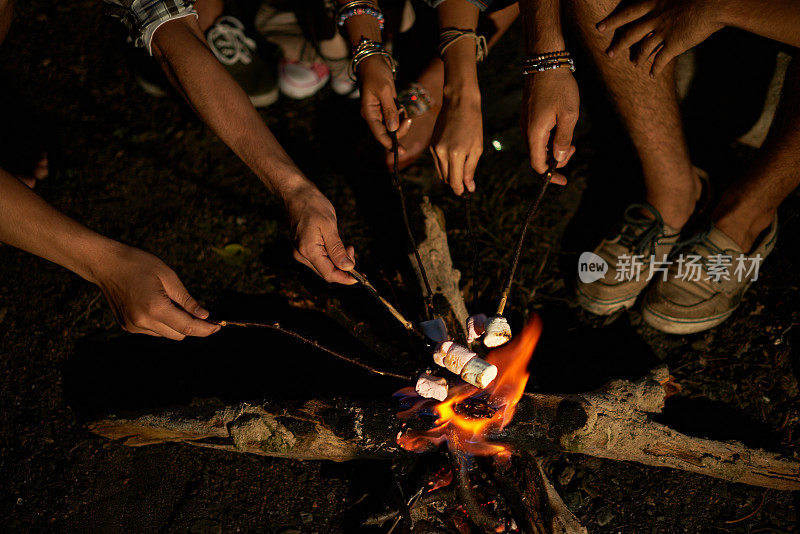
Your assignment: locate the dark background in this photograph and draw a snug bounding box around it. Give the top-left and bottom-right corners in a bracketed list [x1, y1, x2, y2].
[0, 1, 798, 532]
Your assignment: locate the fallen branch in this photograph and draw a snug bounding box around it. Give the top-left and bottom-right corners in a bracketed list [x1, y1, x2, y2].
[411, 198, 470, 339]
[87, 366, 800, 490]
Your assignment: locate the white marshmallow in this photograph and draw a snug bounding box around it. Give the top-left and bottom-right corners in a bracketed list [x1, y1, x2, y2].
[466, 313, 488, 343]
[415, 373, 448, 401]
[432, 341, 454, 367]
[483, 316, 512, 348]
[460, 357, 498, 389]
[442, 343, 477, 375]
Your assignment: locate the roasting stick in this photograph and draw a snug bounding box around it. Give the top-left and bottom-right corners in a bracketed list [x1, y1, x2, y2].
[389, 129, 435, 320]
[495, 159, 558, 316]
[481, 160, 557, 348]
[212, 319, 411, 381]
[349, 269, 428, 343]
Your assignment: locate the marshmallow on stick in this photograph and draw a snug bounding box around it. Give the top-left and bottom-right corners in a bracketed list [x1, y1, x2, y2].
[484, 316, 512, 348]
[466, 313, 487, 343]
[434, 342, 476, 374]
[415, 373, 448, 401]
[460, 357, 498, 389]
[432, 341, 498, 389]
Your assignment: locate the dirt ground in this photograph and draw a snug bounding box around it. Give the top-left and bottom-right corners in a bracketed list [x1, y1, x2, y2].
[1, 1, 798, 533]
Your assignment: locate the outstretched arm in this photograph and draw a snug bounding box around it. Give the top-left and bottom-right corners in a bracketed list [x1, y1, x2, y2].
[519, 0, 577, 180]
[0, 169, 219, 339]
[150, 16, 356, 285]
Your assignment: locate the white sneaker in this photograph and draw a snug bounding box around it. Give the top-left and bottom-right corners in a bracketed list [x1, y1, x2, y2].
[278, 59, 330, 99]
[331, 73, 360, 98]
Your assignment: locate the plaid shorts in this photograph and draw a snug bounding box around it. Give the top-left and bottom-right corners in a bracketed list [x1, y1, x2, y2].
[104, 0, 198, 54]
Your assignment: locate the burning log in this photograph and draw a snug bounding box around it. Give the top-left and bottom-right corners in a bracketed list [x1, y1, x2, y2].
[87, 365, 800, 491]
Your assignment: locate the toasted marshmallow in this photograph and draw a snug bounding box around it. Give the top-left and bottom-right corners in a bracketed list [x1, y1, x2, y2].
[442, 343, 477, 375]
[460, 357, 498, 389]
[483, 316, 512, 348]
[432, 341, 454, 367]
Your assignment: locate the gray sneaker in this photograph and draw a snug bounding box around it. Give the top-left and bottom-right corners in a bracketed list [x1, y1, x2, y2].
[206, 15, 279, 108]
[577, 203, 681, 315]
[642, 216, 778, 334]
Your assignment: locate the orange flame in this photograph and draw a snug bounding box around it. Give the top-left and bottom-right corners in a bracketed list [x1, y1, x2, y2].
[397, 314, 543, 456]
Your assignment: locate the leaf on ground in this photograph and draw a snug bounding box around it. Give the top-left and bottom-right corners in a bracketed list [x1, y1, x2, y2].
[212, 243, 252, 266]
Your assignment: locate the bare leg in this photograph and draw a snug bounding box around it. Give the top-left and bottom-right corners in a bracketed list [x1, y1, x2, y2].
[565, 0, 701, 229]
[194, 0, 224, 32]
[394, 3, 520, 169]
[0, 0, 12, 45]
[714, 58, 800, 252]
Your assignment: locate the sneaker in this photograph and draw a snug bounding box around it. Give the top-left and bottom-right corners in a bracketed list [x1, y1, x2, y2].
[642, 216, 778, 334]
[206, 15, 279, 108]
[278, 59, 330, 99]
[576, 203, 681, 315]
[330, 72, 360, 98]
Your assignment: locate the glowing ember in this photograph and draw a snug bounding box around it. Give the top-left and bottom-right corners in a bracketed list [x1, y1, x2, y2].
[395, 315, 543, 456]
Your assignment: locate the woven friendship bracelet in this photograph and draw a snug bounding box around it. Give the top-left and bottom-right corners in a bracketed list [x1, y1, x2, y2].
[522, 51, 575, 74]
[438, 29, 488, 62]
[348, 37, 398, 81]
[335, 1, 384, 30]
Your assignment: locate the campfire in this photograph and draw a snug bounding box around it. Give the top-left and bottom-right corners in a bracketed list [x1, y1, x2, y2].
[386, 315, 549, 532]
[86, 198, 800, 533]
[396, 315, 542, 457]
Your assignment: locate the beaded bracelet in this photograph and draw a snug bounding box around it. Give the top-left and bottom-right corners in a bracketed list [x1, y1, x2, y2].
[438, 29, 488, 62]
[348, 38, 398, 81]
[522, 51, 576, 75]
[336, 1, 385, 31]
[398, 83, 434, 118]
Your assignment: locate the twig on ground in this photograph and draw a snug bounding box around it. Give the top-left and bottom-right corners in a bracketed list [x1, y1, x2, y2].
[724, 489, 769, 524]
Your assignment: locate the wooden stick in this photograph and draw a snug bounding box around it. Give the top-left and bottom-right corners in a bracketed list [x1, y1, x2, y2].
[349, 269, 427, 343]
[213, 320, 411, 381]
[389, 130, 435, 320]
[496, 161, 557, 316]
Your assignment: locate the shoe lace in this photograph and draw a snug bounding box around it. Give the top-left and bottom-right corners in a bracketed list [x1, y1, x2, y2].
[618, 203, 675, 256]
[671, 228, 727, 273]
[207, 16, 256, 66]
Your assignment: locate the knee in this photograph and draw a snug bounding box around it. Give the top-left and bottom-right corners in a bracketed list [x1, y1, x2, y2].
[564, 0, 619, 24]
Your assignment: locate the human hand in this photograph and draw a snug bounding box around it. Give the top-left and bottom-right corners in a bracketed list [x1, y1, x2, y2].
[358, 56, 411, 152]
[521, 68, 577, 184]
[597, 0, 724, 77]
[429, 89, 483, 196]
[93, 245, 220, 340]
[285, 184, 356, 285]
